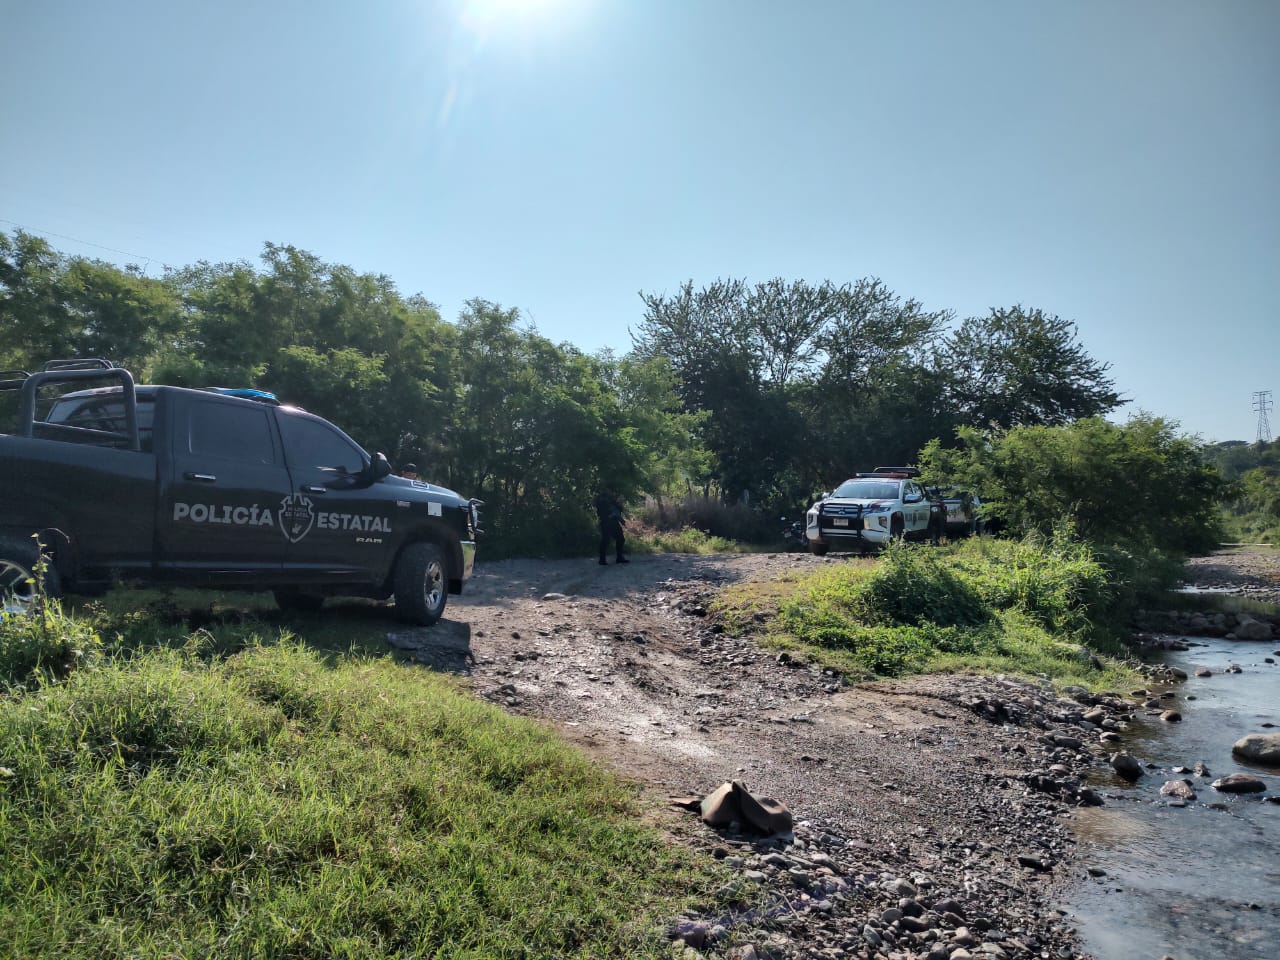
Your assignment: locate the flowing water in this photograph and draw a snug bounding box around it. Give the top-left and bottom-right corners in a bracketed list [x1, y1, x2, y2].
[1068, 635, 1280, 959]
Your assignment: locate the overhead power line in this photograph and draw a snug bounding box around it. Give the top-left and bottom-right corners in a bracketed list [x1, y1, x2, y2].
[0, 216, 175, 273]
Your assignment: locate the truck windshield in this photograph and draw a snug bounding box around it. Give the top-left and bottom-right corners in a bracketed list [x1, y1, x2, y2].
[832, 479, 901, 500]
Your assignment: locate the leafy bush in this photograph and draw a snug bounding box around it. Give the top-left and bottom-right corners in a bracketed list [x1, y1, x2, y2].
[1218, 462, 1280, 544]
[626, 523, 747, 555]
[945, 533, 1111, 638]
[633, 494, 775, 544]
[0, 598, 101, 691]
[920, 415, 1227, 557]
[853, 542, 990, 628]
[741, 535, 1134, 685]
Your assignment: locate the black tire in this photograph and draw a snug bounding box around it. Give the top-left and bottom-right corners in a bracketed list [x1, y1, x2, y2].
[393, 542, 448, 625]
[809, 541, 829, 556]
[273, 589, 325, 614]
[0, 536, 62, 617]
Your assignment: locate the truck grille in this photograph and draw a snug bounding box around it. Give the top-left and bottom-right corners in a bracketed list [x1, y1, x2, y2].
[819, 503, 862, 531]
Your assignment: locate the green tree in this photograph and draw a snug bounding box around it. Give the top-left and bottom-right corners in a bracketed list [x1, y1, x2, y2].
[159, 244, 455, 466]
[919, 416, 1226, 555]
[445, 301, 650, 557]
[0, 230, 182, 372]
[937, 306, 1123, 429]
[634, 277, 949, 503]
[597, 353, 711, 503]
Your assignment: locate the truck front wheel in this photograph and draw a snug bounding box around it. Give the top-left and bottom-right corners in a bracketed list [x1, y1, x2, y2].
[393, 542, 448, 625]
[809, 541, 829, 556]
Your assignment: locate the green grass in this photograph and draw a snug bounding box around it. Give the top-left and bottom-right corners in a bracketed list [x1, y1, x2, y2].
[0, 595, 103, 691]
[625, 522, 756, 555]
[0, 618, 730, 959]
[714, 536, 1139, 690]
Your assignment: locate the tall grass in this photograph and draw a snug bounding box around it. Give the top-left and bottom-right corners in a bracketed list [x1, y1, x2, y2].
[0, 633, 724, 958]
[633, 493, 775, 544]
[0, 596, 102, 691]
[715, 535, 1138, 687]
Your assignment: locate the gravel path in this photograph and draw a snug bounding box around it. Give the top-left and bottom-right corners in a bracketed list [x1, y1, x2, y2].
[385, 548, 1279, 959]
[1183, 546, 1280, 605]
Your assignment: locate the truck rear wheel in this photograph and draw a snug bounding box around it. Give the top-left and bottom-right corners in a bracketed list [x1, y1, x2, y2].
[393, 542, 448, 625]
[0, 537, 62, 617]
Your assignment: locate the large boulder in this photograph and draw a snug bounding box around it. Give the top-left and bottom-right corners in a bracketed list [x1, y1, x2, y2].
[1235, 616, 1274, 641]
[1232, 733, 1280, 768]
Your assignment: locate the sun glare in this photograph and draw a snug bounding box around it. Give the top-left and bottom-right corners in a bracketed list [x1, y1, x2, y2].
[460, 0, 574, 31]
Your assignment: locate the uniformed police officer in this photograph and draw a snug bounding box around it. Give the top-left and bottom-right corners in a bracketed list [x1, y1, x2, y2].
[594, 490, 628, 565]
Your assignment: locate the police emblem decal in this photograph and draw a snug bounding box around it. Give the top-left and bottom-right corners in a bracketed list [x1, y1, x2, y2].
[278, 494, 316, 544]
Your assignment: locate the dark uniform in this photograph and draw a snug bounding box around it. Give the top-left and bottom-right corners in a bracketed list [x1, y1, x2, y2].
[594, 492, 628, 565]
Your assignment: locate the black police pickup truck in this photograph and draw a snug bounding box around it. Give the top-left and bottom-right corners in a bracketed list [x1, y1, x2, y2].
[0, 361, 477, 624]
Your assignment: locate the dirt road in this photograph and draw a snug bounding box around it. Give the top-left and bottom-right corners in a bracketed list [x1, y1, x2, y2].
[391, 551, 1103, 959]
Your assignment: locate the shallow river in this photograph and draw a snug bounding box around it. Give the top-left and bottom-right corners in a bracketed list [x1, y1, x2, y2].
[1068, 634, 1280, 960]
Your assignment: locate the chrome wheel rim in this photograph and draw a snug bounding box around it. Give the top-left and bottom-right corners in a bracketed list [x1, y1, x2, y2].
[0, 559, 37, 617]
[423, 558, 444, 612]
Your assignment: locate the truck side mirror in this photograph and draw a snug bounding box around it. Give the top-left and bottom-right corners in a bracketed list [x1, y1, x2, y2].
[368, 452, 393, 481]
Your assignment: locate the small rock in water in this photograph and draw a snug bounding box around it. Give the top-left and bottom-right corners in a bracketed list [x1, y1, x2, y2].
[1160, 710, 1182, 722]
[1111, 752, 1144, 781]
[1160, 779, 1197, 801]
[1212, 773, 1267, 794]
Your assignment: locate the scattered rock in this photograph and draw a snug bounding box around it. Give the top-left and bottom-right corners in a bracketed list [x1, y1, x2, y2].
[1160, 710, 1182, 723]
[1212, 773, 1267, 794]
[1160, 779, 1197, 801]
[1194, 667, 1213, 677]
[1111, 752, 1144, 781]
[1232, 733, 1280, 767]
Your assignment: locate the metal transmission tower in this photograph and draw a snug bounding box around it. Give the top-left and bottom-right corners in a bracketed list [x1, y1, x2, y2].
[1254, 390, 1274, 444]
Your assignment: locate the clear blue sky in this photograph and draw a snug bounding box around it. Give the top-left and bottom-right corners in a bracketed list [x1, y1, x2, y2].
[2, 0, 1276, 441]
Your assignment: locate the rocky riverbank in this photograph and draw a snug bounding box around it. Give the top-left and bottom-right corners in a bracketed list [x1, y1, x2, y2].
[408, 546, 1280, 960]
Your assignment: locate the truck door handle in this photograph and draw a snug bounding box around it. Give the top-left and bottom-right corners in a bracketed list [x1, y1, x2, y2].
[301, 485, 327, 494]
[185, 472, 217, 482]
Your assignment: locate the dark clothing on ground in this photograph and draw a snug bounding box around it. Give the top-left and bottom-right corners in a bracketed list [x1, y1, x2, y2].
[595, 493, 626, 563]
